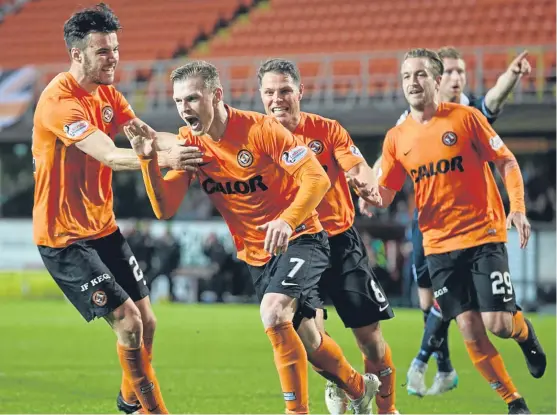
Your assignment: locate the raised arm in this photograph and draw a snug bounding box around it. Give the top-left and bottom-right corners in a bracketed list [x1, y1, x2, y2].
[138, 154, 192, 219]
[484, 50, 531, 114]
[124, 124, 192, 220]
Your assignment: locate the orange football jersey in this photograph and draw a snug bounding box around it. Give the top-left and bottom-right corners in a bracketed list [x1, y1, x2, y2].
[32, 72, 135, 247]
[176, 106, 324, 265]
[380, 102, 512, 255]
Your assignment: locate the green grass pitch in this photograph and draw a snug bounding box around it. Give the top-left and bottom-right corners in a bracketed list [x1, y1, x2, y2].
[0, 276, 554, 413]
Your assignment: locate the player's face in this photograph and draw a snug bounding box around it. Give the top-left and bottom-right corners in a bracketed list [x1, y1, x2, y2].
[259, 72, 303, 129]
[439, 58, 467, 103]
[401, 57, 440, 111]
[173, 76, 221, 136]
[79, 32, 119, 86]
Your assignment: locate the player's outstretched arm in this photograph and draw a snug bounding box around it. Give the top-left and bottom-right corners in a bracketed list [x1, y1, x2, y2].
[346, 161, 382, 206]
[124, 124, 193, 220]
[74, 128, 202, 172]
[484, 50, 531, 114]
[120, 119, 203, 171]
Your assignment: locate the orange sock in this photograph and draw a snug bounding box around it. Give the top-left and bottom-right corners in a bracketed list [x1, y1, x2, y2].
[364, 343, 396, 414]
[121, 336, 155, 405]
[511, 311, 529, 343]
[308, 333, 365, 400]
[117, 342, 168, 414]
[464, 338, 520, 404]
[265, 322, 309, 414]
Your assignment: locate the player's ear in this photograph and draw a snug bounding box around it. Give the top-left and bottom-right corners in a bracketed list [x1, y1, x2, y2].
[70, 47, 83, 64]
[213, 87, 223, 105]
[298, 83, 304, 101]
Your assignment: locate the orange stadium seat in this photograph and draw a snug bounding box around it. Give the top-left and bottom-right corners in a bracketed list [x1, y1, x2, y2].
[197, 0, 555, 63]
[187, 0, 554, 96]
[0, 0, 251, 68]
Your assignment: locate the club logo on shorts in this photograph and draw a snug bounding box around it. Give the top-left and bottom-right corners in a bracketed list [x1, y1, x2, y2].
[350, 145, 363, 157]
[237, 149, 254, 167]
[63, 120, 89, 138]
[91, 290, 108, 307]
[102, 106, 114, 123]
[282, 146, 308, 166]
[442, 131, 458, 146]
[308, 140, 324, 155]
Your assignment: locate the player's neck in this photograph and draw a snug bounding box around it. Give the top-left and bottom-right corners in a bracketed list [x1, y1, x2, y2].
[284, 114, 302, 133]
[206, 102, 229, 142]
[68, 67, 98, 94]
[410, 100, 439, 124]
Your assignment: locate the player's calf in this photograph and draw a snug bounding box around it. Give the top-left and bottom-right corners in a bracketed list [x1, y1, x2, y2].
[262, 293, 309, 413]
[353, 323, 397, 413]
[457, 311, 522, 408]
[108, 300, 168, 414]
[119, 298, 159, 411]
[512, 313, 546, 379]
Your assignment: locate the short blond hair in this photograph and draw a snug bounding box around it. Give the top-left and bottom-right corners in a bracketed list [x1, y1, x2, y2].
[170, 60, 222, 91]
[437, 46, 463, 60]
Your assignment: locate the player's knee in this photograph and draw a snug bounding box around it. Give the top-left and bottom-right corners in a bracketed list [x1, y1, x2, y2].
[142, 312, 157, 338]
[260, 292, 296, 328]
[418, 287, 434, 311]
[314, 309, 326, 333]
[111, 302, 143, 347]
[455, 310, 486, 341]
[482, 311, 513, 338]
[353, 322, 385, 361]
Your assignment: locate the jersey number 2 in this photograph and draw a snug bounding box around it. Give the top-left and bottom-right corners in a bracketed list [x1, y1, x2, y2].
[129, 256, 144, 282]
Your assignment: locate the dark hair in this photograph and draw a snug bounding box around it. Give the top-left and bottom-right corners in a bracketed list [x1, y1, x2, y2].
[403, 48, 444, 78]
[63, 3, 121, 51]
[257, 58, 301, 87]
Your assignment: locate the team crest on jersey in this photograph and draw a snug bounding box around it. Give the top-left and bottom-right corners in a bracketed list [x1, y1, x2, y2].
[282, 146, 308, 166]
[350, 145, 363, 157]
[102, 106, 114, 123]
[308, 140, 324, 155]
[63, 120, 89, 138]
[237, 149, 254, 167]
[91, 290, 108, 307]
[442, 131, 458, 146]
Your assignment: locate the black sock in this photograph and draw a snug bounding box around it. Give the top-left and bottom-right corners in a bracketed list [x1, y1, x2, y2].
[422, 307, 430, 325]
[435, 319, 454, 373]
[415, 307, 436, 364]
